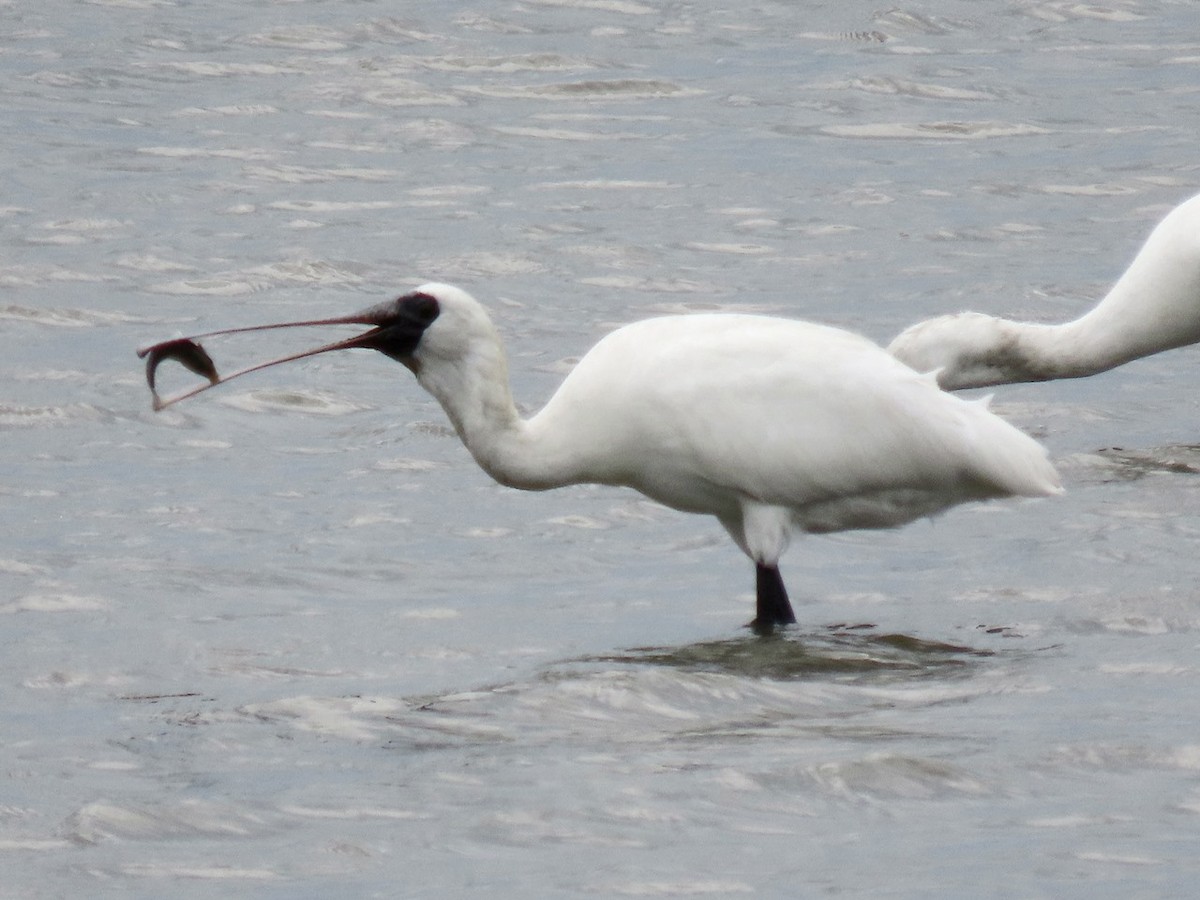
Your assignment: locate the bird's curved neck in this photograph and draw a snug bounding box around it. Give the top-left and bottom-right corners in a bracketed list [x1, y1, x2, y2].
[979, 228, 1200, 384]
[415, 343, 576, 492]
[975, 307, 1175, 386]
[982, 316, 1121, 383]
[965, 204, 1200, 386]
[1056, 233, 1200, 374]
[935, 317, 1104, 388]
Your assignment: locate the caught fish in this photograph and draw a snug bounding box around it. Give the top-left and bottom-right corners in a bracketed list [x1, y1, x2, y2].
[137, 338, 219, 410]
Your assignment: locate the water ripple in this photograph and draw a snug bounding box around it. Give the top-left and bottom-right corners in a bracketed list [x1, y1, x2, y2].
[218, 390, 373, 417]
[0, 403, 108, 429]
[596, 629, 989, 681]
[239, 630, 999, 758]
[819, 121, 1051, 141]
[70, 799, 281, 844]
[0, 305, 134, 327]
[462, 79, 702, 101]
[1093, 445, 1200, 480]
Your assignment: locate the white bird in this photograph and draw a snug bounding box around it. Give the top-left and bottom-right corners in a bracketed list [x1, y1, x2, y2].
[140, 283, 1062, 631]
[889, 191, 1200, 390]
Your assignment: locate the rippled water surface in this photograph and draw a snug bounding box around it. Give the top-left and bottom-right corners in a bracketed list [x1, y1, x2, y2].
[5, 0, 1200, 896]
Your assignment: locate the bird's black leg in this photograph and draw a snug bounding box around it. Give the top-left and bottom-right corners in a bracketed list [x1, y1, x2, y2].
[752, 563, 797, 633]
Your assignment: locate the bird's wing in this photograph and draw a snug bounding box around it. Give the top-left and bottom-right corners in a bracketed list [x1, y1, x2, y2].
[537, 315, 1056, 527]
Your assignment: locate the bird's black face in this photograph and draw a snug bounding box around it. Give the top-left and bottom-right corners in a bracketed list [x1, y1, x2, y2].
[137, 288, 443, 410]
[350, 291, 441, 365]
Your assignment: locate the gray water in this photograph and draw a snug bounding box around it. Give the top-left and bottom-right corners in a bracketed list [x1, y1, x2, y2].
[5, 0, 1200, 896]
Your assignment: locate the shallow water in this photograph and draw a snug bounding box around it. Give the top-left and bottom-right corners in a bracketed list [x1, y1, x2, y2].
[5, 0, 1200, 896]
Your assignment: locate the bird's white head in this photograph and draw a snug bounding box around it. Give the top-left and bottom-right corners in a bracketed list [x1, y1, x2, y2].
[401, 283, 498, 372]
[887, 311, 1031, 390]
[381, 284, 516, 447]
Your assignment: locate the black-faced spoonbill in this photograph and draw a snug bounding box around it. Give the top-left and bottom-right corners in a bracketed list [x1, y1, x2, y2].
[889, 191, 1200, 390]
[140, 283, 1062, 631]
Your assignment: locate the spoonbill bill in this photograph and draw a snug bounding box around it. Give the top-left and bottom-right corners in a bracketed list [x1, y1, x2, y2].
[140, 284, 1062, 631]
[889, 191, 1200, 390]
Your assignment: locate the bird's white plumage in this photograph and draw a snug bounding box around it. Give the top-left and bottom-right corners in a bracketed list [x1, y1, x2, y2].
[888, 191, 1200, 389]
[410, 284, 1061, 571]
[139, 281, 1064, 628]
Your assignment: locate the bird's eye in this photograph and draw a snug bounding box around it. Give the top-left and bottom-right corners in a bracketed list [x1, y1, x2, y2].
[404, 292, 440, 323]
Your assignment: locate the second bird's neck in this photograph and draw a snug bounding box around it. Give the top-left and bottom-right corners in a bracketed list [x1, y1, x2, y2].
[976, 239, 1200, 386]
[1042, 244, 1200, 378]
